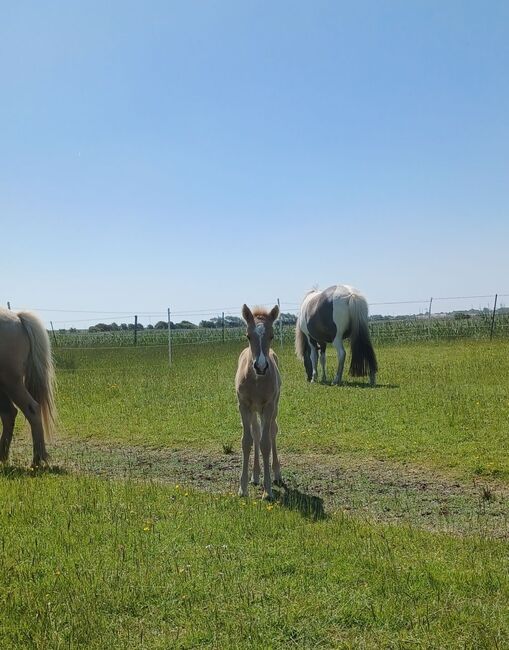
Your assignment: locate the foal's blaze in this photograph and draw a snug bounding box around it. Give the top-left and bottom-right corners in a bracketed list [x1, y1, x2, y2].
[242, 304, 279, 376]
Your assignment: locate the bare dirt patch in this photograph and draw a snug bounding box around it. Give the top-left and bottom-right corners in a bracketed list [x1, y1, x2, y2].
[5, 437, 509, 537]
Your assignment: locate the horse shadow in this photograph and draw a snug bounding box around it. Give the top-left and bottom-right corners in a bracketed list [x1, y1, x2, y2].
[0, 464, 69, 479]
[322, 380, 399, 389]
[273, 483, 327, 521]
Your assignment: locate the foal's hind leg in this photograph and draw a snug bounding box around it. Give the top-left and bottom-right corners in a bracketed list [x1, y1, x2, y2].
[332, 335, 346, 385]
[0, 392, 17, 462]
[271, 419, 282, 486]
[5, 377, 48, 467]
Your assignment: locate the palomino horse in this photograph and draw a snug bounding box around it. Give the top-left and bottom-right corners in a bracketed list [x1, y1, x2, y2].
[235, 304, 281, 500]
[0, 308, 56, 466]
[295, 285, 378, 386]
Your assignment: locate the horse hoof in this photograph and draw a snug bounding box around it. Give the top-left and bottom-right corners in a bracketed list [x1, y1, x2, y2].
[262, 491, 274, 501]
[273, 477, 283, 487]
[250, 478, 260, 486]
[238, 488, 248, 497]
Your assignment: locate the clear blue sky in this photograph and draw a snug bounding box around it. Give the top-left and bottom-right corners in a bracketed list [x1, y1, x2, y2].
[1, 1, 508, 326]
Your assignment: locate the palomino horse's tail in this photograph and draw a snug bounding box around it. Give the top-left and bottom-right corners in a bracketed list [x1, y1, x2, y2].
[294, 316, 309, 361]
[17, 311, 57, 440]
[348, 293, 378, 379]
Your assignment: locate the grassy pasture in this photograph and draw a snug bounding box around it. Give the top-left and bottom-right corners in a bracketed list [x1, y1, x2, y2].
[0, 474, 508, 649]
[2, 338, 509, 648]
[51, 339, 509, 481]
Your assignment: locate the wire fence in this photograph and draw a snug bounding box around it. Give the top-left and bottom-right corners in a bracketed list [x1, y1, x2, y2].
[6, 293, 509, 349]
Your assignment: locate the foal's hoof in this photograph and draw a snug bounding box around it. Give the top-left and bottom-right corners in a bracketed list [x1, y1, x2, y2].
[262, 491, 274, 501]
[238, 487, 248, 498]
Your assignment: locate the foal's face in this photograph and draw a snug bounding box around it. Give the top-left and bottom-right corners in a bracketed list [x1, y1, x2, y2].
[242, 304, 279, 376]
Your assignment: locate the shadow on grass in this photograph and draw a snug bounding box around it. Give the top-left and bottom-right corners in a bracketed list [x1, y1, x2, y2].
[0, 464, 69, 479]
[274, 484, 327, 521]
[326, 380, 399, 389]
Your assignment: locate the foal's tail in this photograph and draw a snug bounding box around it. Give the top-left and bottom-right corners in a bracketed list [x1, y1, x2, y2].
[348, 293, 378, 379]
[17, 311, 57, 440]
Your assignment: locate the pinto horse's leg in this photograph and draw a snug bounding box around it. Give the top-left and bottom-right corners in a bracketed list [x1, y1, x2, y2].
[250, 413, 261, 485]
[238, 402, 253, 497]
[309, 341, 319, 383]
[271, 418, 282, 486]
[319, 344, 327, 383]
[332, 335, 346, 385]
[0, 393, 17, 463]
[6, 376, 48, 467]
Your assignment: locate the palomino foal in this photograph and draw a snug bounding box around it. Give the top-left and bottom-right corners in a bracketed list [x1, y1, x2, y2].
[235, 304, 281, 500]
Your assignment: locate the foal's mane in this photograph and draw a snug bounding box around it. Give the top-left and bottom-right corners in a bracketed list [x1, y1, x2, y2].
[251, 306, 270, 321]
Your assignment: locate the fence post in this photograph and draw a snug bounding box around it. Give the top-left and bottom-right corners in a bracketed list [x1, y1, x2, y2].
[167, 307, 172, 366]
[134, 315, 138, 346]
[222, 312, 225, 343]
[7, 301, 11, 310]
[50, 321, 58, 347]
[490, 294, 498, 340]
[277, 298, 283, 346]
[428, 297, 433, 339]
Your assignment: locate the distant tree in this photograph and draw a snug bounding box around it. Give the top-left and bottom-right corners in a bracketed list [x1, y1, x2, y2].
[147, 324, 154, 329]
[199, 319, 216, 328]
[279, 312, 297, 325]
[69, 327, 77, 333]
[224, 316, 243, 328]
[174, 320, 197, 329]
[154, 321, 168, 330]
[120, 323, 128, 331]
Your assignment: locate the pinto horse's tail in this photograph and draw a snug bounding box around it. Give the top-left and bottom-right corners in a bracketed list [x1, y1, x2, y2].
[348, 293, 378, 381]
[295, 316, 313, 381]
[17, 311, 57, 441]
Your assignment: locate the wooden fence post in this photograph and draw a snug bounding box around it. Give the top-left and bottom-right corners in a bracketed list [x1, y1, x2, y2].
[134, 315, 138, 346]
[277, 298, 283, 346]
[490, 294, 498, 340]
[167, 308, 172, 366]
[50, 321, 58, 347]
[222, 312, 225, 343]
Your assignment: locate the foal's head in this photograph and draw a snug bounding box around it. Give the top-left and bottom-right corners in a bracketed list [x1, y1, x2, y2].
[242, 304, 280, 375]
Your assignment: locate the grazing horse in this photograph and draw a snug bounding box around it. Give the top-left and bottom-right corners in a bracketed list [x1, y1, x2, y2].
[235, 304, 281, 500]
[295, 285, 378, 386]
[0, 308, 56, 466]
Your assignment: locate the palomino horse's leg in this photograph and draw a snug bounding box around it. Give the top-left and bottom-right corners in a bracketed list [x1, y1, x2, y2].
[250, 413, 261, 485]
[260, 404, 275, 500]
[5, 377, 48, 466]
[238, 402, 253, 497]
[319, 345, 327, 383]
[271, 418, 282, 486]
[332, 335, 346, 385]
[0, 392, 17, 462]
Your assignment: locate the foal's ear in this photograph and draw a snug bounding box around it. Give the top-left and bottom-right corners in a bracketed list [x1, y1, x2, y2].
[242, 304, 255, 325]
[269, 304, 280, 322]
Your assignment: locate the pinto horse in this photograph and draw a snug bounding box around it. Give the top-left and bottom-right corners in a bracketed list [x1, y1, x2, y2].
[0, 308, 56, 466]
[235, 304, 281, 500]
[295, 285, 378, 386]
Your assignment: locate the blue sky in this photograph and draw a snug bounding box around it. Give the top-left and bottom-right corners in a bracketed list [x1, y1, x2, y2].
[1, 1, 508, 326]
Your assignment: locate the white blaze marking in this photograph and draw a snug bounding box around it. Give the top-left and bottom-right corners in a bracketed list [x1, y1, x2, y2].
[255, 323, 267, 369]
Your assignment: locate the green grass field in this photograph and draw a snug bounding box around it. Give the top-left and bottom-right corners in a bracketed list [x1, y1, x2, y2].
[2, 339, 509, 648]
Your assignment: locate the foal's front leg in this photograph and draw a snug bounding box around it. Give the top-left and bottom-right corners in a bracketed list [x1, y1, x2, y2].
[238, 402, 253, 497]
[250, 413, 261, 485]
